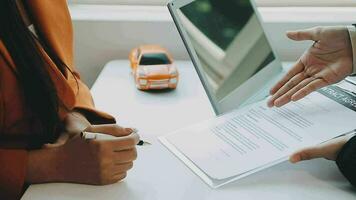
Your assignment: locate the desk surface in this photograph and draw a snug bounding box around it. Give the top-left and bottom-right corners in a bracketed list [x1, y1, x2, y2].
[22, 60, 356, 200]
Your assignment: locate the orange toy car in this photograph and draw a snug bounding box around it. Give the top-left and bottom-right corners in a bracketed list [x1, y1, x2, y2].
[129, 45, 179, 90]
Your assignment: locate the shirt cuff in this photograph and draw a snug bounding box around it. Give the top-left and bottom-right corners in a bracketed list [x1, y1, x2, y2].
[347, 26, 356, 75]
[336, 135, 356, 187]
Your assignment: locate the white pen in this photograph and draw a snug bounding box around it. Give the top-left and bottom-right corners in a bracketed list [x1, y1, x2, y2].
[81, 129, 151, 146]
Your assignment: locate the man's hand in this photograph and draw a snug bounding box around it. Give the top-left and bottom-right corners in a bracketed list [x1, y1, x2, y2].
[290, 135, 354, 163]
[268, 26, 353, 107]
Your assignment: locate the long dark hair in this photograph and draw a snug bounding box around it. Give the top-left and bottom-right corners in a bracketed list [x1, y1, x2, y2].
[0, 0, 63, 147]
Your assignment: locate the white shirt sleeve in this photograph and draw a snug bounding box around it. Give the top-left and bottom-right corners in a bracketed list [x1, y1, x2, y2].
[348, 26, 356, 75]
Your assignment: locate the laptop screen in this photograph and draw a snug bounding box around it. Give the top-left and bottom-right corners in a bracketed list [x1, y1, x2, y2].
[175, 0, 276, 110]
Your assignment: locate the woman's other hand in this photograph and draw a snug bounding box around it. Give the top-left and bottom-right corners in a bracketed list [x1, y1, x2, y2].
[268, 26, 353, 108]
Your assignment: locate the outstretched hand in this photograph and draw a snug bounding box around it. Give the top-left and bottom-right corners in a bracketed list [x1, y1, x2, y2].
[268, 26, 353, 108]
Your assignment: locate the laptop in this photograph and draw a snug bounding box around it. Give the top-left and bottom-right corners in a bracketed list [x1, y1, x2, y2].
[168, 0, 286, 114]
[161, 0, 356, 189]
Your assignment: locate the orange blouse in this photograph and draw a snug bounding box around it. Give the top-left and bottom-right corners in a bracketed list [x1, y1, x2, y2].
[0, 1, 115, 199]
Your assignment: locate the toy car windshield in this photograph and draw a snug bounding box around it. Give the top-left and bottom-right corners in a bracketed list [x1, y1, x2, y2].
[139, 53, 172, 65]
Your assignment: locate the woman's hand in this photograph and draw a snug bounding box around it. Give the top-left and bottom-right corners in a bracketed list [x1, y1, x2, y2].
[289, 135, 354, 163]
[26, 112, 140, 185]
[268, 26, 353, 108]
[55, 124, 139, 185]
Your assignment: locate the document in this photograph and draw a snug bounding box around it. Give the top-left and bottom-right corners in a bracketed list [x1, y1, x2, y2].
[160, 85, 356, 188]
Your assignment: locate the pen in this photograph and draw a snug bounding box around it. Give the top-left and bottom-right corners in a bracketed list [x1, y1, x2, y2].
[81, 130, 151, 146]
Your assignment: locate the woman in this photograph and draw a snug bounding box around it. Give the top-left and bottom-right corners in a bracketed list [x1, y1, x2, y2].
[0, 0, 139, 199]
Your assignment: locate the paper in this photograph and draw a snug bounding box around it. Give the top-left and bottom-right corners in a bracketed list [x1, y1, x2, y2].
[160, 85, 356, 186]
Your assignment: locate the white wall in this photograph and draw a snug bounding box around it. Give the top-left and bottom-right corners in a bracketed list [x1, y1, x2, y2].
[70, 5, 356, 86]
[260, 7, 356, 61]
[71, 5, 188, 86]
[72, 21, 189, 85]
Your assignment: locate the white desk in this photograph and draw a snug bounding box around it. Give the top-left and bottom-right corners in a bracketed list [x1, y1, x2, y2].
[22, 60, 356, 200]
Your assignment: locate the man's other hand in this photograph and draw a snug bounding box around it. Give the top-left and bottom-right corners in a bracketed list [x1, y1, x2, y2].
[290, 135, 354, 163]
